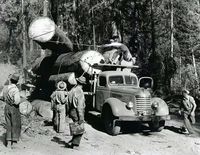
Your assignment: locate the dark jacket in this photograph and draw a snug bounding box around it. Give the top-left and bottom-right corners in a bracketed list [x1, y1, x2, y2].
[68, 85, 85, 121]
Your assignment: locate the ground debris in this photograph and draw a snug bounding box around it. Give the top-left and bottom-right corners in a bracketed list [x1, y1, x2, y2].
[126, 150, 141, 155]
[195, 142, 200, 145]
[152, 140, 167, 143]
[21, 113, 55, 137]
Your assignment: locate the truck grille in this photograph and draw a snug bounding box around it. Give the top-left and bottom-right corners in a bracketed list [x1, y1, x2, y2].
[136, 96, 151, 114]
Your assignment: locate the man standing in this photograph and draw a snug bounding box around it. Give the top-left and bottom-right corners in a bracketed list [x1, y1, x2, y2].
[179, 89, 197, 135]
[67, 76, 86, 149]
[51, 81, 68, 133]
[0, 73, 21, 148]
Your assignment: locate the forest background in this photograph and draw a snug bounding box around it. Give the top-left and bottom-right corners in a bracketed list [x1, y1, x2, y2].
[0, 0, 200, 99]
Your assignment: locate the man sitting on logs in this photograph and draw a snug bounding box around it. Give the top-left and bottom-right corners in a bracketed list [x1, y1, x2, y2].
[50, 81, 68, 133]
[100, 35, 134, 65]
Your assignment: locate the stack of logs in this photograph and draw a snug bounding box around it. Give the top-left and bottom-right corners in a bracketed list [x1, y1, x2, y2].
[28, 17, 133, 99]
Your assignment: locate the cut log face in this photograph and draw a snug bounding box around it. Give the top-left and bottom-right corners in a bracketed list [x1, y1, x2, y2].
[80, 50, 105, 75]
[28, 17, 73, 53]
[28, 17, 55, 42]
[19, 100, 33, 115]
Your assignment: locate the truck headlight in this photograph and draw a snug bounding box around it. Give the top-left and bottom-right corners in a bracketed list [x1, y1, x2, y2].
[126, 101, 134, 109]
[151, 101, 159, 109]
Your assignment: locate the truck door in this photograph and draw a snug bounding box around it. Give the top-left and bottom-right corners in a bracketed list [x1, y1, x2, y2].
[95, 76, 110, 111]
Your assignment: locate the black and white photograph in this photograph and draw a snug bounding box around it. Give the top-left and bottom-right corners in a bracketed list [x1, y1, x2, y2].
[0, 0, 200, 155]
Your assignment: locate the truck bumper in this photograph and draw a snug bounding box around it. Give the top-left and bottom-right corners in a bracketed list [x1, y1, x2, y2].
[116, 115, 170, 122]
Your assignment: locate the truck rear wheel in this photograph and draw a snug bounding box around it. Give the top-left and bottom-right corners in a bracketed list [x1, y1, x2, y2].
[148, 120, 165, 132]
[102, 106, 121, 136]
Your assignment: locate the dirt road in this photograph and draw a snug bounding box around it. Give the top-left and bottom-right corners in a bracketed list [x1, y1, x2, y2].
[0, 114, 200, 155]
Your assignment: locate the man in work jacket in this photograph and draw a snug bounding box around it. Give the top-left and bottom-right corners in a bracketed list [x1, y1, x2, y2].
[67, 76, 86, 149]
[51, 81, 68, 133]
[179, 89, 197, 135]
[0, 73, 21, 148]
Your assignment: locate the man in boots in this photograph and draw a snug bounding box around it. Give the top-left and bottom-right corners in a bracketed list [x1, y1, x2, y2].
[179, 89, 197, 136]
[67, 76, 86, 149]
[0, 73, 21, 149]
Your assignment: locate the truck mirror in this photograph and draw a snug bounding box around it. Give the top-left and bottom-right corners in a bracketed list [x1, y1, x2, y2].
[139, 77, 153, 89]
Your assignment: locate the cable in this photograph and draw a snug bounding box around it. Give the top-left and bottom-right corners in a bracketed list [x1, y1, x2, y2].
[32, 30, 55, 40]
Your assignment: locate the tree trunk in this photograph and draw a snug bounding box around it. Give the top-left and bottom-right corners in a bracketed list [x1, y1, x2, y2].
[50, 0, 59, 24]
[151, 0, 155, 54]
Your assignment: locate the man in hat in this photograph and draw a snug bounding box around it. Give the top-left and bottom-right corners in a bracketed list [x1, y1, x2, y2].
[0, 73, 21, 148]
[179, 89, 197, 135]
[66, 76, 86, 149]
[51, 81, 68, 133]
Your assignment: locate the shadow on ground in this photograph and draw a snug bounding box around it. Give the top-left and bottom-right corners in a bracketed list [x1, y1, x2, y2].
[86, 113, 156, 136]
[51, 136, 69, 147]
[0, 133, 6, 146]
[165, 114, 200, 137]
[43, 120, 53, 126]
[85, 113, 105, 133]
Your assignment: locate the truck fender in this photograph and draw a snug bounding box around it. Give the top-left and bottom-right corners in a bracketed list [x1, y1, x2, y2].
[102, 98, 133, 117]
[151, 97, 169, 116]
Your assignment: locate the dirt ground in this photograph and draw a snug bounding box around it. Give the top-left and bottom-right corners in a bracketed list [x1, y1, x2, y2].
[0, 102, 200, 155]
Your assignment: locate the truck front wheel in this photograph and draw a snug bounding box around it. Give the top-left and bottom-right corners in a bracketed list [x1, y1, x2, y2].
[148, 120, 165, 132]
[102, 106, 121, 136]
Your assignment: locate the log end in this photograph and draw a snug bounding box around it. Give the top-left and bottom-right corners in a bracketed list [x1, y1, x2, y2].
[28, 17, 56, 42]
[80, 50, 105, 75]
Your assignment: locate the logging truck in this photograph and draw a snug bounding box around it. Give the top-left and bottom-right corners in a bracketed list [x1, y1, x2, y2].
[86, 64, 170, 135]
[28, 17, 170, 135]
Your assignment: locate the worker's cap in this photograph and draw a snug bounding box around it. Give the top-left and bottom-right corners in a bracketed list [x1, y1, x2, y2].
[76, 76, 86, 85]
[182, 89, 189, 94]
[57, 81, 67, 90]
[10, 73, 20, 82]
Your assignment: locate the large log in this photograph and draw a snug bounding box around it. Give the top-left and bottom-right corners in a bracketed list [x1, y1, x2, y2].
[28, 17, 73, 54]
[31, 50, 105, 77]
[32, 99, 53, 120]
[30, 50, 104, 100]
[52, 50, 105, 76]
[49, 72, 77, 85]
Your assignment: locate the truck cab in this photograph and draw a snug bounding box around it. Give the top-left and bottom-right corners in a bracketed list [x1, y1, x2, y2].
[88, 70, 170, 135]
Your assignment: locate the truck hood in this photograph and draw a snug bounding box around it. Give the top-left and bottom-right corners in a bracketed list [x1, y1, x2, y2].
[110, 87, 151, 99]
[110, 87, 151, 103]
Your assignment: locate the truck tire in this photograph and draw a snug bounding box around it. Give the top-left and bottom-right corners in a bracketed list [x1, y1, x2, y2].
[102, 106, 121, 136]
[148, 120, 165, 132]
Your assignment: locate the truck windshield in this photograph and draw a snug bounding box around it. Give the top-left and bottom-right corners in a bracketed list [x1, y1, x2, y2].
[109, 76, 123, 85]
[125, 76, 138, 86]
[109, 75, 138, 86]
